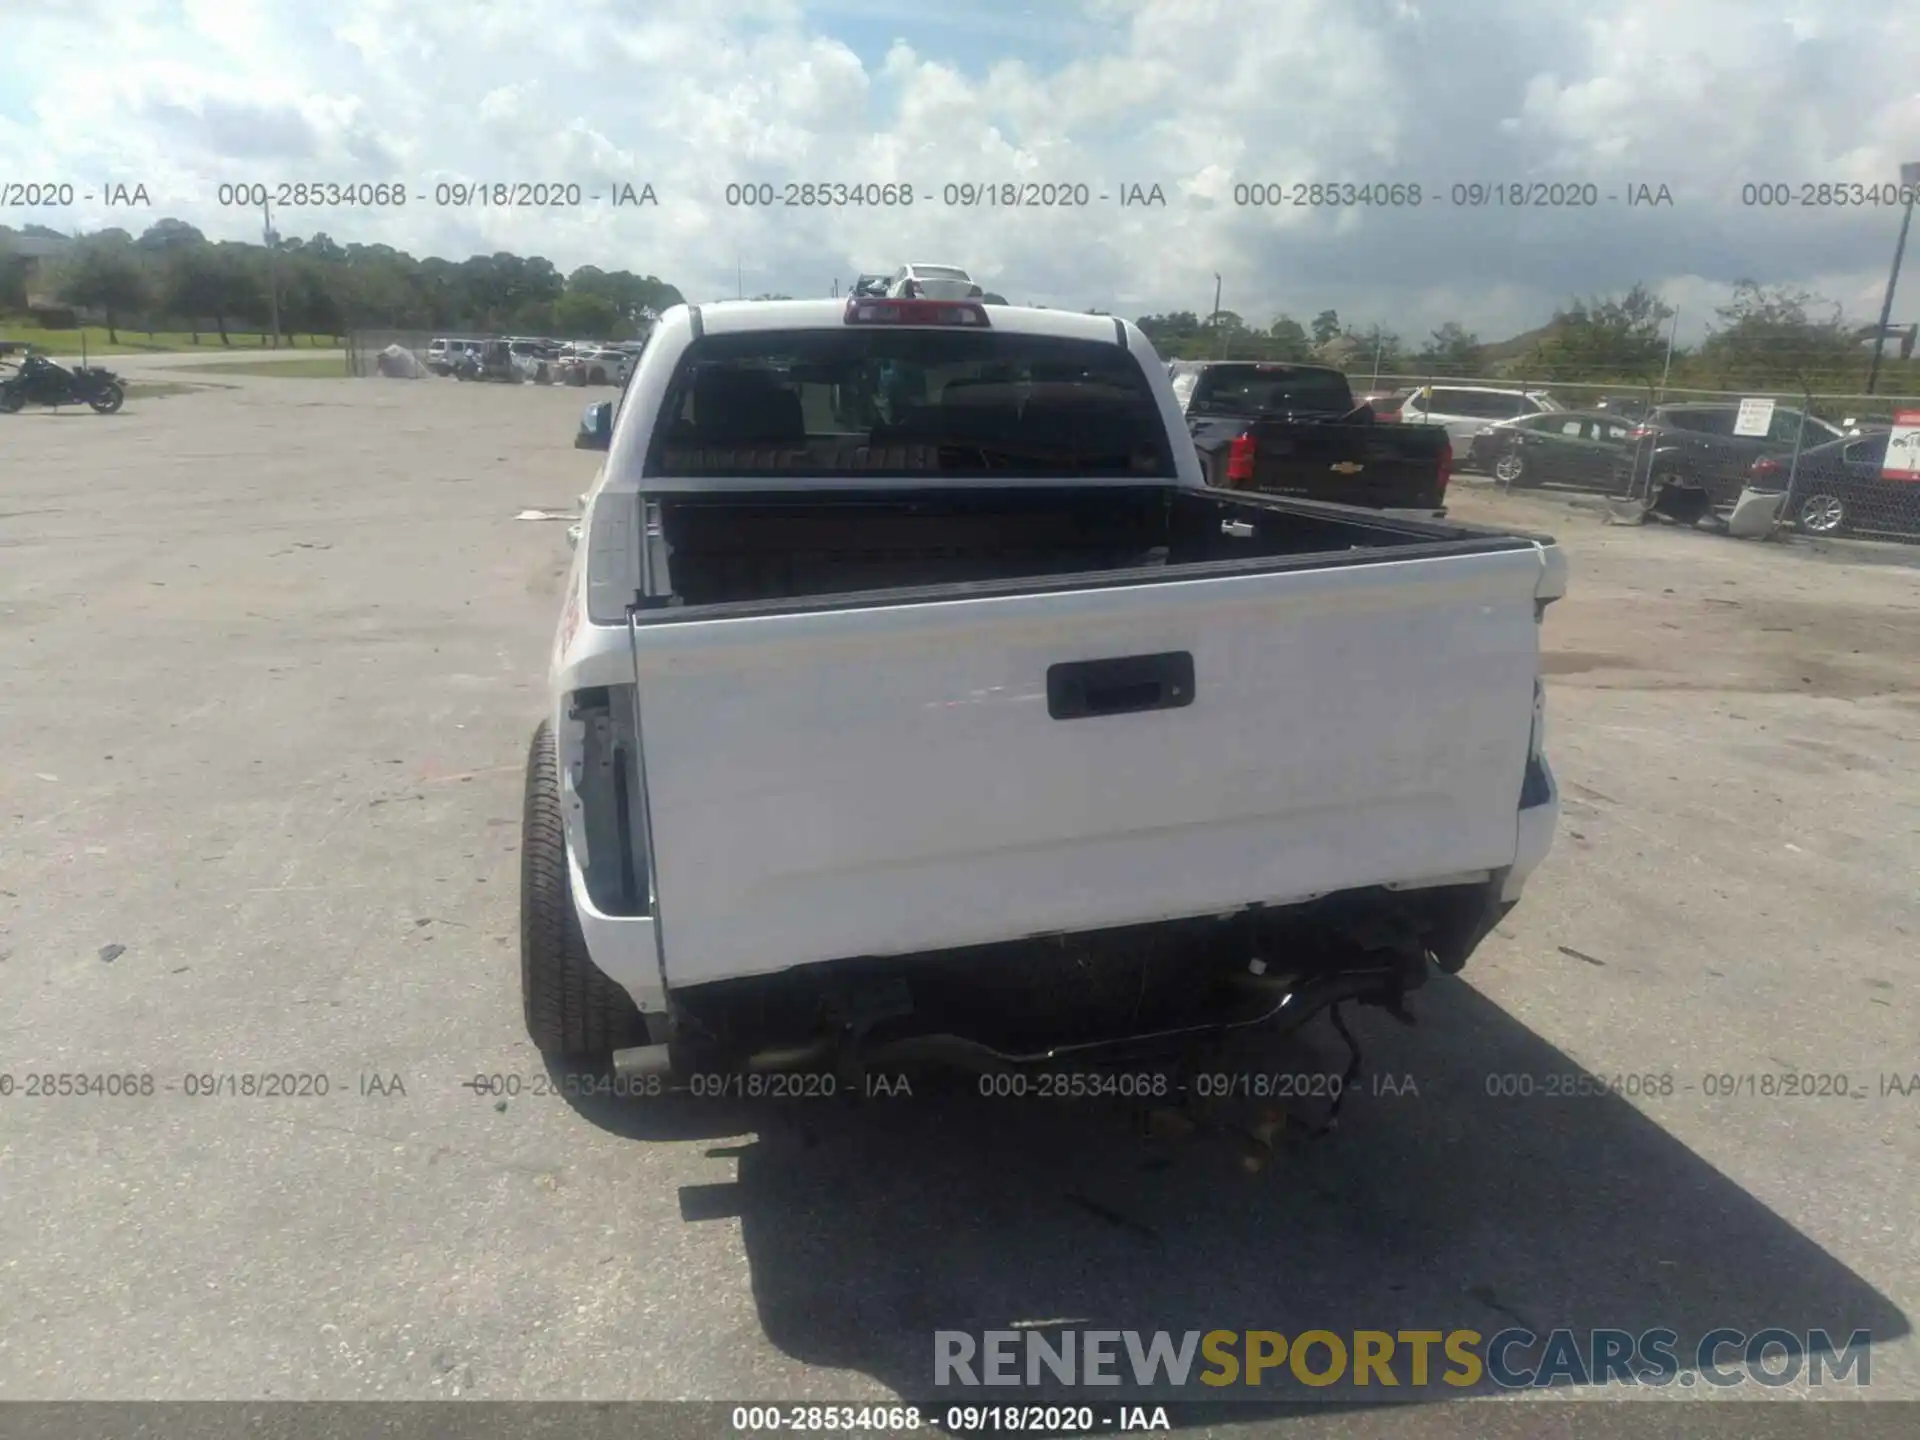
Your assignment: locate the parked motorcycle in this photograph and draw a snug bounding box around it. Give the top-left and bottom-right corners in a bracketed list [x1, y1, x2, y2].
[0, 352, 126, 414]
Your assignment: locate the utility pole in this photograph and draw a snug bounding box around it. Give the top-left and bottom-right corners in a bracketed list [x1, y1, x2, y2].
[1658, 306, 1679, 398]
[262, 195, 282, 349]
[1211, 273, 1223, 359]
[1866, 162, 1920, 395]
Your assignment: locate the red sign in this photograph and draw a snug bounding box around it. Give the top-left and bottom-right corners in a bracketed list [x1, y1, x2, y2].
[1883, 409, 1920, 481]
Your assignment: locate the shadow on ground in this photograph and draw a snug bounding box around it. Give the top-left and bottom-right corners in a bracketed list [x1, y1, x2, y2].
[564, 977, 1907, 1428]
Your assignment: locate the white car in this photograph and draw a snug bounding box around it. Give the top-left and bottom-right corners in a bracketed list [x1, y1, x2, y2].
[556, 347, 633, 387]
[505, 340, 562, 383]
[528, 297, 1563, 1081]
[1399, 385, 1561, 453]
[885, 263, 982, 300]
[427, 338, 483, 375]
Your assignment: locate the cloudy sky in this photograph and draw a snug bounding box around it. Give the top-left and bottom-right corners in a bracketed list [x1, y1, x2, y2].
[3, 0, 1918, 344]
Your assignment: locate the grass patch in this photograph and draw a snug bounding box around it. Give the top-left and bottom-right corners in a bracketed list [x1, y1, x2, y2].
[171, 356, 350, 378]
[0, 324, 338, 357]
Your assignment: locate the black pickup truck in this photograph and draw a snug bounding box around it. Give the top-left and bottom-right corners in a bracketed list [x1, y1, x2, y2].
[1176, 360, 1452, 511]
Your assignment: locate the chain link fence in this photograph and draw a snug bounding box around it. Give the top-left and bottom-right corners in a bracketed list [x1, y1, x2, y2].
[348, 325, 1920, 541]
[1343, 370, 1920, 543]
[346, 330, 437, 377]
[348, 330, 582, 383]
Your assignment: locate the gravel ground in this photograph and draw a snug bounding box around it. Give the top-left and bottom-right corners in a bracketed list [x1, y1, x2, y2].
[1, 372, 1915, 1432]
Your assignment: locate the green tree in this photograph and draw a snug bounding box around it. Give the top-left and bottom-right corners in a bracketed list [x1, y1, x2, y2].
[212, 243, 267, 344]
[159, 246, 228, 343]
[1343, 323, 1405, 376]
[1311, 308, 1341, 346]
[1695, 280, 1858, 389]
[35, 214, 690, 346]
[0, 236, 27, 312]
[137, 218, 206, 253]
[1201, 310, 1251, 358]
[280, 258, 345, 343]
[50, 236, 149, 343]
[340, 258, 415, 329]
[573, 268, 684, 322]
[292, 232, 348, 265]
[1136, 311, 1204, 344]
[554, 291, 621, 338]
[1522, 283, 1673, 382]
[1412, 322, 1483, 377]
[1264, 315, 1313, 360]
[508, 298, 558, 333]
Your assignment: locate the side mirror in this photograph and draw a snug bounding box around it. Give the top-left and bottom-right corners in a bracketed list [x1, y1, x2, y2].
[575, 401, 613, 451]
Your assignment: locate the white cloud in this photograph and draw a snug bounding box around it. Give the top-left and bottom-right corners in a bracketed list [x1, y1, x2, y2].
[2, 0, 1917, 338]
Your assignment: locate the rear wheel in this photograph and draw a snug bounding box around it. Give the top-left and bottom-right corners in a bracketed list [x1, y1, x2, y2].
[1796, 490, 1849, 536]
[88, 382, 124, 414]
[1493, 452, 1530, 486]
[521, 721, 647, 1060]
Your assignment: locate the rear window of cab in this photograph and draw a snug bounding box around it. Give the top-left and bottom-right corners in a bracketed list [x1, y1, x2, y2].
[642, 328, 1177, 479]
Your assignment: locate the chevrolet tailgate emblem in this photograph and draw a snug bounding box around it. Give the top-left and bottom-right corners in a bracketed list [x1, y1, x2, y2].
[1329, 461, 1365, 474]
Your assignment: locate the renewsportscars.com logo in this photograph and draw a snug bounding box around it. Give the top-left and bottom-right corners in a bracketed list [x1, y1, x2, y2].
[933, 1327, 1872, 1391]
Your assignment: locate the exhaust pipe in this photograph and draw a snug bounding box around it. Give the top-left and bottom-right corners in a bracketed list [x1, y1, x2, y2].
[859, 963, 1412, 1074]
[610, 1043, 674, 1080]
[612, 1035, 838, 1083]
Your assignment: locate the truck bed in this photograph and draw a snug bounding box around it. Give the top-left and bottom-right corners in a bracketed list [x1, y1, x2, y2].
[652, 485, 1527, 614]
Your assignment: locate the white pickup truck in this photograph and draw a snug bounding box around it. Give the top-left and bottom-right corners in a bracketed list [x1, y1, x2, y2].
[525, 296, 1562, 1087]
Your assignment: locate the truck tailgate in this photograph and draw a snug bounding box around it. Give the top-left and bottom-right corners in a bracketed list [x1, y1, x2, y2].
[1249, 421, 1447, 508]
[628, 546, 1549, 988]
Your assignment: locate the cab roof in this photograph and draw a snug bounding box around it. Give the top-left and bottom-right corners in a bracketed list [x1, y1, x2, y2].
[671, 298, 1132, 345]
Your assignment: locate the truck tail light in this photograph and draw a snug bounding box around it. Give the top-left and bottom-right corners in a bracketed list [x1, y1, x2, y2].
[1627, 425, 1654, 442]
[1226, 432, 1258, 485]
[1437, 440, 1452, 497]
[844, 297, 991, 327]
[1750, 457, 1785, 485]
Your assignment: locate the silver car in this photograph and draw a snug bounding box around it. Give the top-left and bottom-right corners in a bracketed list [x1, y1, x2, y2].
[1400, 385, 1561, 451]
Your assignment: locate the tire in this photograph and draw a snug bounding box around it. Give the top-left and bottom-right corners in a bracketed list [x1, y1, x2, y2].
[1493, 452, 1529, 486]
[1796, 490, 1849, 536]
[88, 383, 124, 414]
[521, 721, 647, 1060]
[589, 367, 606, 386]
[0, 387, 23, 415]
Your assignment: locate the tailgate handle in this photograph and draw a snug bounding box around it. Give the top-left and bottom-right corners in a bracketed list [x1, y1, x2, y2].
[1047, 652, 1195, 720]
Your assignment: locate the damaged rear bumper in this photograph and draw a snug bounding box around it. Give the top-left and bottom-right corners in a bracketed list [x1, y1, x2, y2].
[611, 877, 1520, 1084]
